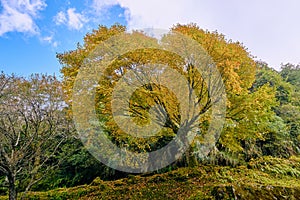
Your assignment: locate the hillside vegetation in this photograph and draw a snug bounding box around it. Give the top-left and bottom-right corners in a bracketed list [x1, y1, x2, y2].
[4, 156, 298, 200]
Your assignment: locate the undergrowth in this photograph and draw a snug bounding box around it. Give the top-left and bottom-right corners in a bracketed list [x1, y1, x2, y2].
[1, 156, 300, 200]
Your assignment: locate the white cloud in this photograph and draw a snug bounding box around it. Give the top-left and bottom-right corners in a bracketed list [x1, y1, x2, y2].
[52, 41, 58, 48]
[91, 0, 210, 30]
[40, 34, 58, 48]
[92, 0, 118, 11]
[41, 35, 52, 43]
[92, 0, 300, 69]
[0, 0, 46, 36]
[67, 8, 87, 30]
[54, 8, 88, 30]
[54, 11, 67, 25]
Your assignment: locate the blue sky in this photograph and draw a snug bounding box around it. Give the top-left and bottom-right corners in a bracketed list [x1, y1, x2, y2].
[0, 0, 126, 76]
[0, 0, 299, 76]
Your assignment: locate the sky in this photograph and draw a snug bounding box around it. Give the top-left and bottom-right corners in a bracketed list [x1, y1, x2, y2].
[0, 0, 299, 76]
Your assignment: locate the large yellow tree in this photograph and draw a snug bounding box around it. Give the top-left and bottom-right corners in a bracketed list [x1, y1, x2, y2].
[57, 23, 277, 168]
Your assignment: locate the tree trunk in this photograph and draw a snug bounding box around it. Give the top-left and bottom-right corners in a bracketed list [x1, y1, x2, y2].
[8, 173, 17, 200]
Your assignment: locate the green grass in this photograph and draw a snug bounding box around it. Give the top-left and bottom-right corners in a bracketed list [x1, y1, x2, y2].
[1, 156, 300, 199]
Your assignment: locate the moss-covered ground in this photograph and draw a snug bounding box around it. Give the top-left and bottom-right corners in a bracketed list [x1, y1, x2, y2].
[1, 156, 300, 199]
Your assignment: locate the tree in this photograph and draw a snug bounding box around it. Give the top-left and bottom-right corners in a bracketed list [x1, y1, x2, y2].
[251, 63, 298, 157]
[32, 137, 121, 191]
[253, 61, 294, 104]
[0, 73, 72, 200]
[57, 23, 278, 170]
[280, 63, 300, 90]
[279, 63, 300, 153]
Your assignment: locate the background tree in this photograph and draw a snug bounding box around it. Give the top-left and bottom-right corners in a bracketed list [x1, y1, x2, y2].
[0, 73, 72, 200]
[279, 64, 300, 153]
[251, 62, 299, 157]
[31, 137, 122, 191]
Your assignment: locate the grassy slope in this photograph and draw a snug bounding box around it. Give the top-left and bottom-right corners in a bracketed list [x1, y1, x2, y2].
[2, 156, 300, 200]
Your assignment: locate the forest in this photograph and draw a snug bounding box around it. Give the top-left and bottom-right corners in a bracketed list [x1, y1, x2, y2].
[1, 24, 300, 199]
